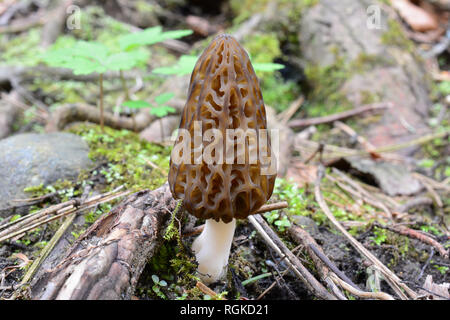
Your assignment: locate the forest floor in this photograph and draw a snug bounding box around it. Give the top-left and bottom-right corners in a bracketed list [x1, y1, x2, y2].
[0, 0, 448, 300]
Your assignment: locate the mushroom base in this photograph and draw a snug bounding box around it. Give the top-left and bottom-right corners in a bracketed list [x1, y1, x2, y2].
[192, 218, 236, 284]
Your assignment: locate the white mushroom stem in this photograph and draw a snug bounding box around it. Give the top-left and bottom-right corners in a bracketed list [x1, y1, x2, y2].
[192, 218, 236, 284]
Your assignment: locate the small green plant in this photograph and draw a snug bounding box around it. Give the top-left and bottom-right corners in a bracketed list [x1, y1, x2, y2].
[420, 225, 443, 237]
[264, 210, 291, 232]
[433, 264, 449, 276]
[371, 227, 387, 246]
[43, 27, 192, 132]
[71, 231, 81, 239]
[418, 159, 435, 169]
[151, 274, 168, 299]
[43, 41, 146, 131]
[437, 81, 450, 96]
[9, 214, 22, 223]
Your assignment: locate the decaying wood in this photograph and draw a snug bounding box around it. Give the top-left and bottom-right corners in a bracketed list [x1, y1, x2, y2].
[30, 184, 177, 300]
[44, 101, 183, 132]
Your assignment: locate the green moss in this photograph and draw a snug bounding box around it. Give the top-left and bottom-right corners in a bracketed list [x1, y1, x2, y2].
[261, 75, 300, 112]
[272, 177, 378, 232]
[381, 19, 414, 52]
[69, 123, 170, 192]
[142, 221, 200, 299]
[230, 0, 317, 25]
[243, 33, 281, 64]
[0, 28, 43, 66]
[23, 179, 80, 202]
[351, 53, 394, 73]
[303, 51, 394, 117]
[304, 59, 353, 117]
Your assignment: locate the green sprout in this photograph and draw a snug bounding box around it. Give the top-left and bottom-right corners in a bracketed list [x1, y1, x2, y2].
[264, 210, 291, 232]
[151, 274, 168, 299]
[371, 227, 387, 246]
[42, 27, 192, 132]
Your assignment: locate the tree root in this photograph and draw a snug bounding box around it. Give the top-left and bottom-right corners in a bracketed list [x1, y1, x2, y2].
[30, 184, 177, 300]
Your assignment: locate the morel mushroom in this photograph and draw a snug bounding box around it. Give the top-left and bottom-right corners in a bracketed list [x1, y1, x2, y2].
[168, 34, 277, 284]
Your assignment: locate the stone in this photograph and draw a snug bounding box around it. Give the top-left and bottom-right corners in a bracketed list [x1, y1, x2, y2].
[0, 132, 92, 215]
[330, 158, 423, 196]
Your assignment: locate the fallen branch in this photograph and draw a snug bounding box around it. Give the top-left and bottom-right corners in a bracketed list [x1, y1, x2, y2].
[45, 99, 185, 132]
[0, 11, 47, 34]
[288, 225, 347, 300]
[291, 226, 359, 289]
[30, 184, 177, 300]
[295, 130, 449, 161]
[374, 223, 449, 258]
[248, 214, 337, 300]
[329, 273, 394, 300]
[314, 165, 417, 300]
[334, 121, 379, 158]
[195, 281, 226, 299]
[0, 187, 130, 243]
[45, 103, 146, 132]
[288, 103, 392, 129]
[19, 213, 77, 290]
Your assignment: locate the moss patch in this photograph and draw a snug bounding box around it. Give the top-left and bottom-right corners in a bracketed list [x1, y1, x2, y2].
[69, 123, 170, 192]
[303, 56, 353, 117]
[381, 19, 415, 52]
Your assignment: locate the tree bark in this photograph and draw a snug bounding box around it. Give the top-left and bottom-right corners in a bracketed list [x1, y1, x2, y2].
[31, 184, 177, 300]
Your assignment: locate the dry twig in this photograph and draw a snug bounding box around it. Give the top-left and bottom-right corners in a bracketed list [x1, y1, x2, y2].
[196, 281, 226, 299]
[0, 188, 130, 243]
[374, 223, 448, 258]
[314, 165, 417, 300]
[288, 102, 392, 129]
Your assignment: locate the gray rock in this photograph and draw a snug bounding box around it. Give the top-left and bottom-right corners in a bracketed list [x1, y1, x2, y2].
[0, 133, 92, 215]
[298, 0, 430, 152]
[340, 158, 423, 196]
